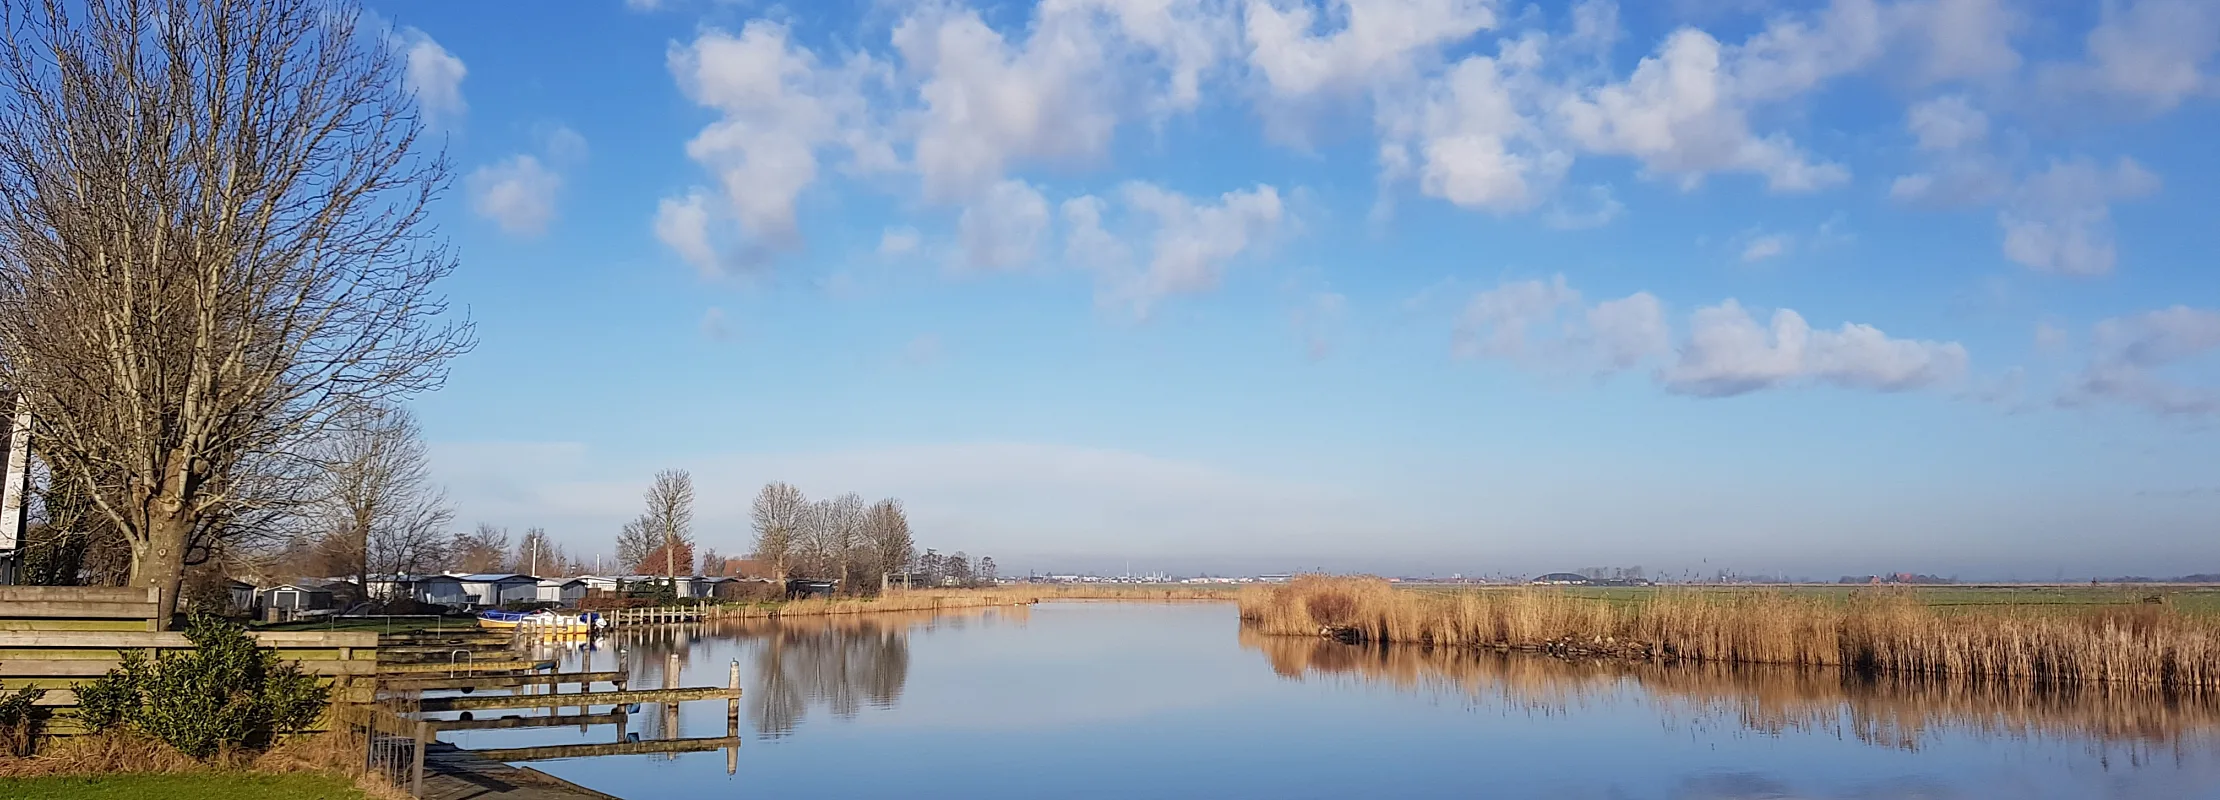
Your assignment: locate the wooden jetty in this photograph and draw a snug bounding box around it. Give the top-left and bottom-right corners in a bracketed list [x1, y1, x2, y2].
[417, 686, 731, 713]
[427, 711, 631, 732]
[468, 736, 743, 763]
[381, 670, 630, 694]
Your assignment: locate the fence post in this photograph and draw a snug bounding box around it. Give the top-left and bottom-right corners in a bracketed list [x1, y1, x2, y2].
[411, 716, 427, 798]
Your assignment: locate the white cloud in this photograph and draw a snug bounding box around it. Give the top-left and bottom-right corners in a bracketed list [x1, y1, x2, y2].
[2062, 306, 2220, 416]
[1387, 50, 1568, 211]
[466, 155, 562, 236]
[1739, 232, 1790, 263]
[2041, 0, 2220, 114]
[1662, 300, 1970, 396]
[879, 226, 922, 258]
[1092, 182, 1285, 316]
[397, 28, 466, 126]
[1555, 29, 1849, 193]
[1243, 0, 1498, 100]
[542, 125, 590, 164]
[1453, 274, 1667, 374]
[654, 190, 720, 278]
[1998, 157, 2159, 276]
[1587, 292, 1671, 369]
[661, 20, 885, 264]
[1542, 184, 1624, 230]
[894, 8, 1119, 201]
[1895, 0, 2022, 84]
[957, 180, 1052, 271]
[1906, 95, 1988, 152]
[625, 0, 661, 10]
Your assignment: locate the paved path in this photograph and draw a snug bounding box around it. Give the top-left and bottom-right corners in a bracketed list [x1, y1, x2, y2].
[419, 743, 619, 800]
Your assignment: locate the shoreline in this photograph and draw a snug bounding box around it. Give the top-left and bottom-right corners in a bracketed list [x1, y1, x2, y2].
[1238, 576, 2220, 691]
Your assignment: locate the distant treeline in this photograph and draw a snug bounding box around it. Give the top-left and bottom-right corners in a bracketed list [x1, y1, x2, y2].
[2096, 575, 2220, 584]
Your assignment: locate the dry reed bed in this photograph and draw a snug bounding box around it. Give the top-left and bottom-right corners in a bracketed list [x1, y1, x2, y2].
[0, 730, 409, 798]
[1241, 629, 2220, 748]
[1238, 577, 2220, 690]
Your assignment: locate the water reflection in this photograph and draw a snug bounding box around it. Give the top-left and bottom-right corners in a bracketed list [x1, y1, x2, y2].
[584, 604, 1027, 739]
[1241, 627, 2220, 753]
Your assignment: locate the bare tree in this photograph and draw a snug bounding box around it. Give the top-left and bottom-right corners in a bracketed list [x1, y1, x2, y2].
[513, 527, 559, 577]
[698, 546, 720, 576]
[616, 515, 656, 574]
[0, 0, 473, 622]
[642, 470, 694, 579]
[451, 523, 507, 574]
[309, 402, 450, 597]
[864, 498, 914, 593]
[749, 482, 805, 583]
[823, 493, 865, 591]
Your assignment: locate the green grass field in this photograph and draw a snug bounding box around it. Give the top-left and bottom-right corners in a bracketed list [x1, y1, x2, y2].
[0, 773, 367, 800]
[1402, 584, 2220, 615]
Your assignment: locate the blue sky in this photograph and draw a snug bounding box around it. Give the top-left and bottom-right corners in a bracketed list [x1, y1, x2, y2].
[372, 0, 2219, 579]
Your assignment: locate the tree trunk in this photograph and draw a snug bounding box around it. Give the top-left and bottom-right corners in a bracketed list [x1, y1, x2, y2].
[133, 509, 190, 629]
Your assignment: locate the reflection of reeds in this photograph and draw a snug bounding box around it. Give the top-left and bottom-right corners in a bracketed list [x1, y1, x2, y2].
[1239, 629, 2220, 749]
[1239, 576, 2220, 690]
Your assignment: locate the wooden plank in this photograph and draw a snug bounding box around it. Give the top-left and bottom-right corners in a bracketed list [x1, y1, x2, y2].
[378, 659, 545, 674]
[425, 711, 629, 732]
[0, 586, 156, 604]
[0, 601, 159, 619]
[379, 671, 628, 693]
[0, 619, 154, 632]
[465, 736, 741, 763]
[415, 686, 736, 713]
[0, 631, 375, 649]
[0, 659, 375, 678]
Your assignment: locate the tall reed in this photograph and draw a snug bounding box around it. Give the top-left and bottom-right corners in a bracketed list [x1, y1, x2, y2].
[1237, 576, 2220, 690]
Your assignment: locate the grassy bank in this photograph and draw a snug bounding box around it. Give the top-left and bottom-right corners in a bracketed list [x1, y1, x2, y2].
[0, 773, 368, 800]
[1239, 576, 2220, 690]
[0, 732, 398, 800]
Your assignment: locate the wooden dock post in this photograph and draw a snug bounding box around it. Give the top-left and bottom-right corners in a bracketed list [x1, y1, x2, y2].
[727, 659, 740, 776]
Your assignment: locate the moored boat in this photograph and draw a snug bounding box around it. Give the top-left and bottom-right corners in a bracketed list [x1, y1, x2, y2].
[476, 609, 606, 632]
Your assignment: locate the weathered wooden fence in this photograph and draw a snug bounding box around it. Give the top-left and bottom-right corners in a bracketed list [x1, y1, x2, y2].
[0, 585, 379, 731]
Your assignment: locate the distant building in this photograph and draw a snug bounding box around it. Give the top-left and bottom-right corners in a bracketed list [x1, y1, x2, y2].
[1530, 572, 1592, 585]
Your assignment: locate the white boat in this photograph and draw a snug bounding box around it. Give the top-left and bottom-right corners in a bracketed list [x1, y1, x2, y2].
[477, 609, 606, 632]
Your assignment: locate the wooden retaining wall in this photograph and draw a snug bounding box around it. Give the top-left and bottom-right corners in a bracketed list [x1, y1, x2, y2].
[0, 585, 379, 731]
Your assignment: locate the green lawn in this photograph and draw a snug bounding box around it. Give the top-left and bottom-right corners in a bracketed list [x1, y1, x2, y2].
[0, 773, 367, 800]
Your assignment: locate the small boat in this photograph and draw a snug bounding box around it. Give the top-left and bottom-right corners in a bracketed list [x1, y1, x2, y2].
[476, 609, 605, 632]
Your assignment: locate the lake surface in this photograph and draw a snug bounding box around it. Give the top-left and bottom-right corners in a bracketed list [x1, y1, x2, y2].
[434, 602, 2220, 799]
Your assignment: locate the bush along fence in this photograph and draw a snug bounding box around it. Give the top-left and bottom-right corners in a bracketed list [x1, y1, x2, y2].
[0, 585, 376, 738]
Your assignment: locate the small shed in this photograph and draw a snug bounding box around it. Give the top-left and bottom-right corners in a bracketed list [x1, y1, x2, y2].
[260, 581, 336, 612]
[536, 578, 588, 606]
[224, 579, 256, 615]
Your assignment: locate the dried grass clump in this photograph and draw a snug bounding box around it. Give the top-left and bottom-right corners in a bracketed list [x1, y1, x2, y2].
[1237, 576, 2220, 690]
[0, 730, 409, 800]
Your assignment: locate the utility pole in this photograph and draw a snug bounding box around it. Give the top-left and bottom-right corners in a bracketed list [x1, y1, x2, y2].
[0, 397, 31, 585]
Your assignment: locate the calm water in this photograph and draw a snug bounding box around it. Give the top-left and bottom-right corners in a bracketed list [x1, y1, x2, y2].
[434, 603, 2220, 799]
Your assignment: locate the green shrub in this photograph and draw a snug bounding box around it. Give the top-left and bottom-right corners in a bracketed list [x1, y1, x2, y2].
[73, 615, 331, 758]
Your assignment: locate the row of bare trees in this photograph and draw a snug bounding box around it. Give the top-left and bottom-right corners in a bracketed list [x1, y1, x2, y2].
[750, 482, 923, 593]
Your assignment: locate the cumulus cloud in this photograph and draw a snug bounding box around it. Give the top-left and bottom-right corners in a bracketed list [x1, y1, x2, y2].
[2040, 0, 2220, 114]
[1739, 233, 1790, 263]
[1453, 275, 1668, 374]
[1999, 157, 2159, 276]
[1556, 29, 1850, 192]
[956, 180, 1051, 271]
[1069, 182, 1284, 317]
[654, 190, 720, 279]
[466, 155, 561, 236]
[1542, 184, 1624, 230]
[1455, 275, 1967, 396]
[657, 21, 886, 269]
[396, 28, 466, 126]
[1244, 0, 1498, 101]
[2061, 306, 2220, 416]
[1662, 300, 1970, 396]
[1906, 95, 1988, 152]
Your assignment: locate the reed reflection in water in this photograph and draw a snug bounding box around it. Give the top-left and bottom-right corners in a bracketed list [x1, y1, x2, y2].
[1241, 626, 2220, 755]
